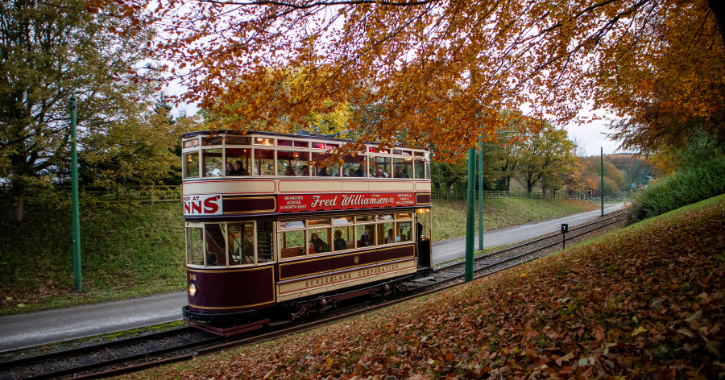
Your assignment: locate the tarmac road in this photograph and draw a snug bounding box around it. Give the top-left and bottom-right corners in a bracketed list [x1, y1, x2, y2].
[0, 202, 624, 352]
[431, 202, 624, 265]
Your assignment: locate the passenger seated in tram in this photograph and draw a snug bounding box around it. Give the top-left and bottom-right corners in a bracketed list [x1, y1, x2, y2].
[318, 165, 329, 176]
[347, 168, 356, 177]
[309, 232, 329, 253]
[284, 165, 296, 176]
[228, 160, 247, 176]
[354, 166, 364, 177]
[359, 226, 373, 247]
[374, 167, 388, 178]
[385, 229, 395, 244]
[333, 230, 346, 250]
[301, 165, 310, 176]
[401, 168, 410, 178]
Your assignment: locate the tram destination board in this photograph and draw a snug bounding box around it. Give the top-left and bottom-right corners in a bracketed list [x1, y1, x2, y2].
[278, 192, 415, 212]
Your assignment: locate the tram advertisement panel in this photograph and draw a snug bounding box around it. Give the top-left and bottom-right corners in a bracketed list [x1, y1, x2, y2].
[183, 194, 223, 216]
[278, 192, 415, 212]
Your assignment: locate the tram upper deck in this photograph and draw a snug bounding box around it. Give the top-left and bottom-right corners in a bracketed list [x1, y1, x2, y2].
[181, 131, 432, 219]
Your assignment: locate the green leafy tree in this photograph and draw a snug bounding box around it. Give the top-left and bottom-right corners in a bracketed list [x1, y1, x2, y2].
[0, 0, 154, 223]
[517, 125, 576, 194]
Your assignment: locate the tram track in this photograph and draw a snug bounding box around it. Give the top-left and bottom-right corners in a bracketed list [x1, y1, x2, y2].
[0, 210, 628, 380]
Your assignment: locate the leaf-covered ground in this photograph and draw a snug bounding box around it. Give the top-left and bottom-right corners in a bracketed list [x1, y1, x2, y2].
[122, 195, 725, 380]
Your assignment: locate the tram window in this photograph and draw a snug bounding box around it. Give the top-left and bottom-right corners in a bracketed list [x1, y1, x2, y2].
[356, 224, 376, 248]
[311, 142, 324, 149]
[308, 218, 331, 227]
[393, 158, 412, 179]
[377, 214, 394, 221]
[229, 223, 255, 265]
[413, 158, 424, 179]
[401, 150, 412, 156]
[356, 215, 375, 223]
[254, 149, 275, 176]
[202, 136, 223, 146]
[370, 156, 391, 178]
[202, 149, 224, 177]
[326, 143, 339, 150]
[308, 228, 331, 254]
[397, 221, 412, 242]
[255, 137, 274, 146]
[277, 151, 310, 177]
[183, 152, 200, 178]
[257, 221, 274, 263]
[426, 162, 430, 179]
[396, 213, 412, 219]
[311, 152, 339, 177]
[225, 148, 250, 176]
[341, 154, 367, 177]
[226, 136, 251, 145]
[333, 226, 353, 251]
[277, 139, 293, 147]
[369, 146, 388, 154]
[280, 220, 305, 230]
[186, 227, 204, 265]
[280, 230, 305, 259]
[392, 149, 402, 155]
[205, 224, 227, 266]
[294, 141, 309, 148]
[333, 216, 354, 225]
[379, 222, 395, 245]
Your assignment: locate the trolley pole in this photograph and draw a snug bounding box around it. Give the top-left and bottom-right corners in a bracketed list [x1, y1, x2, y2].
[478, 136, 484, 252]
[465, 147, 476, 282]
[70, 95, 82, 292]
[600, 147, 604, 217]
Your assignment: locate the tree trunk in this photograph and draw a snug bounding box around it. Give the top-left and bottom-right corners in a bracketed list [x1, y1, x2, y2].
[707, 0, 725, 47]
[7, 182, 25, 225]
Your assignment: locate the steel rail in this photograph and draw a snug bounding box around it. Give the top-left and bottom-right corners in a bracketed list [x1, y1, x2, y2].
[0, 327, 193, 371]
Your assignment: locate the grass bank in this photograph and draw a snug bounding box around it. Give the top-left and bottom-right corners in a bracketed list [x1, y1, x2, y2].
[0, 201, 186, 316]
[122, 195, 725, 379]
[0, 198, 598, 316]
[432, 198, 599, 241]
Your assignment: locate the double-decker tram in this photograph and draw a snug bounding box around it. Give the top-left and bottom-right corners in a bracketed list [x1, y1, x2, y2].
[180, 130, 432, 336]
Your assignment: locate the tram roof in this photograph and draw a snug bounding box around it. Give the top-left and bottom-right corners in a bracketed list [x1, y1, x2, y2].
[180, 130, 426, 151]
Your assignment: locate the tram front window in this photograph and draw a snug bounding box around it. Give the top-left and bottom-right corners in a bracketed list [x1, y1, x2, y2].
[203, 149, 224, 177]
[205, 224, 227, 266]
[413, 157, 425, 179]
[186, 227, 204, 265]
[229, 222, 255, 265]
[226, 148, 250, 176]
[342, 155, 367, 177]
[277, 151, 310, 177]
[184, 152, 199, 178]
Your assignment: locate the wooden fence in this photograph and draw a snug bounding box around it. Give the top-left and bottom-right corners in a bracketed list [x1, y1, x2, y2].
[431, 188, 586, 201]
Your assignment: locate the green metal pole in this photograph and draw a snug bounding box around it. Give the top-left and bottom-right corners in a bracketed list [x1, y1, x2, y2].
[465, 147, 476, 282]
[70, 95, 82, 292]
[478, 136, 483, 252]
[600, 147, 604, 217]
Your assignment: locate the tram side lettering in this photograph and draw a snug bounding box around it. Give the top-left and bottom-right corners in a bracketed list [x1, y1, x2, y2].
[183, 194, 223, 215]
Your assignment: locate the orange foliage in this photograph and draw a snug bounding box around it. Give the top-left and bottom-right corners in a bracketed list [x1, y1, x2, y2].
[142, 0, 724, 159]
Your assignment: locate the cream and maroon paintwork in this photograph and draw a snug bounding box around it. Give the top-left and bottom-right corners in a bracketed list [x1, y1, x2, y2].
[182, 131, 431, 316]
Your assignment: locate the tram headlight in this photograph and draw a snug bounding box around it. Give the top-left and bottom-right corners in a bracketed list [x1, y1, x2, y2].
[188, 283, 197, 297]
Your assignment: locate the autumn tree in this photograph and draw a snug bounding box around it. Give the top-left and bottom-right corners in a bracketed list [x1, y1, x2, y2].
[0, 0, 154, 223]
[151, 0, 725, 159]
[516, 125, 576, 194]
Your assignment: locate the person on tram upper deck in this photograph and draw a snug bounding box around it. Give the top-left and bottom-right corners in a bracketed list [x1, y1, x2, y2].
[401, 168, 410, 178]
[375, 167, 387, 178]
[229, 160, 247, 176]
[354, 166, 364, 177]
[318, 165, 329, 176]
[309, 232, 329, 253]
[393, 166, 402, 178]
[334, 230, 346, 250]
[301, 165, 310, 176]
[347, 168, 356, 177]
[284, 165, 296, 176]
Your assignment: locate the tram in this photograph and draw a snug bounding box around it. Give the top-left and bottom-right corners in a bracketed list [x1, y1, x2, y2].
[180, 130, 432, 336]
